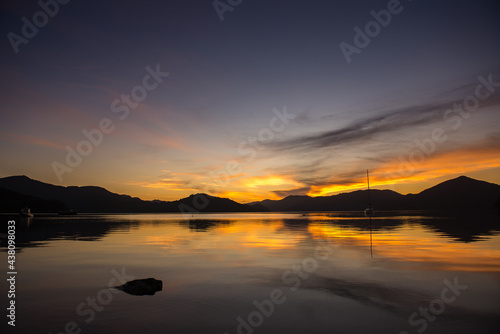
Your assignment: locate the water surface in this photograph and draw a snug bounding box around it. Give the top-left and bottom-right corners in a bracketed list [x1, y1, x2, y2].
[1, 211, 500, 334]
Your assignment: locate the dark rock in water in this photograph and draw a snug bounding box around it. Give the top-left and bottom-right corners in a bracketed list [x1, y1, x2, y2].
[115, 278, 162, 296]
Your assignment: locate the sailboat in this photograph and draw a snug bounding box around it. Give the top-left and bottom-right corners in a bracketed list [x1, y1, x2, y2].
[20, 207, 34, 218]
[364, 170, 374, 216]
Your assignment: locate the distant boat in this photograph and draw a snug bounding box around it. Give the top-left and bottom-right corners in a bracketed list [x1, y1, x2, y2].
[58, 209, 77, 216]
[364, 170, 374, 216]
[20, 207, 34, 217]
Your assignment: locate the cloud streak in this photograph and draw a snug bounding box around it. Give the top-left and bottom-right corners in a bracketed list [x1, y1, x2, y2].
[269, 77, 500, 155]
[0, 133, 65, 150]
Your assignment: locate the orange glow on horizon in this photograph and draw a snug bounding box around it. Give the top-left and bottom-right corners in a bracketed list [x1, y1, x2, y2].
[307, 145, 500, 198]
[218, 191, 281, 203]
[115, 141, 500, 203]
[241, 175, 303, 189]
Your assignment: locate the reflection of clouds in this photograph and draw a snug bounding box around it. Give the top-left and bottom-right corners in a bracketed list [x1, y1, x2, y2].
[303, 275, 430, 315]
[9, 213, 500, 275]
[240, 236, 303, 250]
[130, 214, 500, 269]
[134, 219, 306, 253]
[308, 221, 500, 272]
[227, 220, 307, 250]
[140, 234, 191, 251]
[299, 275, 486, 326]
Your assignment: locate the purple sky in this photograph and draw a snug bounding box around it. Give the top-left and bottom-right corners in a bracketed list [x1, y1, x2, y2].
[1, 0, 500, 202]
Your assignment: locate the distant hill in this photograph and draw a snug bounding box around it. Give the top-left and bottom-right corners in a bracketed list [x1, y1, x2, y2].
[406, 176, 500, 210]
[0, 175, 265, 214]
[254, 176, 500, 212]
[174, 193, 268, 213]
[0, 187, 69, 213]
[258, 189, 405, 212]
[0, 175, 499, 213]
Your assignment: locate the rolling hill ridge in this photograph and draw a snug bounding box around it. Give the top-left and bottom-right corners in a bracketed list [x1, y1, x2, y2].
[0, 175, 499, 213]
[253, 176, 500, 211]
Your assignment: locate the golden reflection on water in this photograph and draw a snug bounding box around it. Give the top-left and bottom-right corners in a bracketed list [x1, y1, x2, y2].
[91, 213, 500, 273]
[131, 219, 306, 260]
[308, 220, 500, 272]
[7, 212, 500, 334]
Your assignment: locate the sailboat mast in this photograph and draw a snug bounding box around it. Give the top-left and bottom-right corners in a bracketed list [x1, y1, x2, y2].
[367, 169, 371, 207]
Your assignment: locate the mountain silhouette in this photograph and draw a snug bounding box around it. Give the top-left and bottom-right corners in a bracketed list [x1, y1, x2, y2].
[258, 189, 405, 212]
[0, 175, 499, 213]
[408, 176, 500, 210]
[0, 175, 264, 213]
[254, 176, 500, 212]
[0, 187, 68, 213]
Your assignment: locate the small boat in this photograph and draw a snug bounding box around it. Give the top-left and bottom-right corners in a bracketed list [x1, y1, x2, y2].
[364, 207, 374, 216]
[20, 207, 34, 217]
[364, 170, 374, 216]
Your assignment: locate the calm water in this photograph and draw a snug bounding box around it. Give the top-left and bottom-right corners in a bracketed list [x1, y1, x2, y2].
[1, 211, 500, 334]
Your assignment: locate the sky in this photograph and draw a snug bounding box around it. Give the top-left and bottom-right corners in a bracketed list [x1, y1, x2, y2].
[1, 0, 500, 203]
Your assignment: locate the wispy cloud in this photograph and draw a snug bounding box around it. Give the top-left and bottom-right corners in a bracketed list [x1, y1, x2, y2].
[273, 187, 312, 198]
[271, 102, 448, 152]
[0, 133, 65, 150]
[269, 76, 500, 155]
[305, 133, 500, 196]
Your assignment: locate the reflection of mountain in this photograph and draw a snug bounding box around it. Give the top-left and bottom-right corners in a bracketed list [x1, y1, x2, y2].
[185, 219, 230, 232]
[317, 212, 500, 243]
[256, 176, 500, 211]
[0, 176, 265, 213]
[281, 218, 311, 232]
[0, 216, 140, 251]
[418, 211, 500, 242]
[1, 211, 499, 256]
